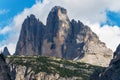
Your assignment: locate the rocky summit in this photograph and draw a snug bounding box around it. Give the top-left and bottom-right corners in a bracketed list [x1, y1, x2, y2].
[99, 44, 120, 80]
[15, 6, 113, 66]
[15, 14, 45, 55]
[3, 47, 10, 56]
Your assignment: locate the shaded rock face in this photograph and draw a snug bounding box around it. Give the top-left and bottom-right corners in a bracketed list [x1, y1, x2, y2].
[63, 19, 112, 66]
[100, 44, 120, 80]
[3, 47, 10, 56]
[0, 54, 11, 80]
[15, 14, 45, 55]
[15, 6, 112, 66]
[114, 44, 120, 58]
[65, 19, 112, 60]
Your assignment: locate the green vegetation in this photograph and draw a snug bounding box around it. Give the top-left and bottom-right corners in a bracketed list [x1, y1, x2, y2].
[7, 56, 105, 79]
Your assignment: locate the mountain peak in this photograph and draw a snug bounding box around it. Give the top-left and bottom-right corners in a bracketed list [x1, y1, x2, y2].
[29, 14, 36, 19]
[3, 47, 10, 56]
[47, 6, 68, 21]
[15, 6, 113, 66]
[50, 6, 67, 14]
[15, 14, 45, 55]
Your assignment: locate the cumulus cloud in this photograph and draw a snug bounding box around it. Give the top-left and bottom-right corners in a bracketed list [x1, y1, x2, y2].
[85, 22, 120, 51]
[1, 0, 120, 54]
[109, 0, 120, 12]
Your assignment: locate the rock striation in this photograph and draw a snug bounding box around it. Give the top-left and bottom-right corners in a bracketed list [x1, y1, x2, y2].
[3, 47, 10, 56]
[42, 6, 71, 58]
[15, 6, 113, 66]
[0, 54, 11, 80]
[100, 44, 120, 80]
[15, 14, 45, 55]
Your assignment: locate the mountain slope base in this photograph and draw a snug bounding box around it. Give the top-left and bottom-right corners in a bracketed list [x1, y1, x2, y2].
[7, 56, 105, 80]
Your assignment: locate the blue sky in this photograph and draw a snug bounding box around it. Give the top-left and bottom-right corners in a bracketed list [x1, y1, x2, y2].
[0, 0, 36, 28]
[0, 0, 120, 53]
[106, 11, 120, 26]
[0, 0, 43, 42]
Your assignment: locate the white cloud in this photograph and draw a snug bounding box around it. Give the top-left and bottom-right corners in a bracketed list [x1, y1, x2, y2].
[85, 22, 120, 51]
[0, 43, 16, 54]
[109, 0, 120, 12]
[0, 26, 11, 34]
[1, 0, 120, 54]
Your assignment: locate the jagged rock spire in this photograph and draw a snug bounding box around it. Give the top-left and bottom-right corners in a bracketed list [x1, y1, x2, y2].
[3, 47, 10, 56]
[15, 6, 113, 66]
[15, 14, 45, 55]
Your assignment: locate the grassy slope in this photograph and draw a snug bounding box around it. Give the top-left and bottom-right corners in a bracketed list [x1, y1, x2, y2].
[7, 56, 105, 80]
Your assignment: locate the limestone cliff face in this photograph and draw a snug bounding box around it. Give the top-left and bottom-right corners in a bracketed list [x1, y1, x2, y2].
[42, 6, 113, 62]
[9, 65, 81, 80]
[7, 56, 101, 80]
[15, 14, 45, 55]
[75, 23, 113, 66]
[100, 44, 120, 80]
[42, 6, 71, 58]
[65, 19, 112, 66]
[15, 6, 113, 66]
[0, 54, 11, 80]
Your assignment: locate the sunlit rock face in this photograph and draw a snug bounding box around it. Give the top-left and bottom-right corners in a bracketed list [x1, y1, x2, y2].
[15, 6, 113, 66]
[42, 6, 71, 58]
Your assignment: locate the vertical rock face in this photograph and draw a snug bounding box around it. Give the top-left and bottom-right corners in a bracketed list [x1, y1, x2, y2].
[63, 20, 84, 59]
[42, 6, 112, 60]
[75, 23, 113, 66]
[42, 6, 71, 58]
[0, 54, 11, 80]
[64, 18, 112, 66]
[15, 14, 45, 55]
[100, 44, 120, 80]
[3, 47, 10, 56]
[15, 6, 113, 66]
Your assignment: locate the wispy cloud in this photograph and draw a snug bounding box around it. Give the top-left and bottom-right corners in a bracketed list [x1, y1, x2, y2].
[0, 27, 11, 35]
[0, 9, 9, 15]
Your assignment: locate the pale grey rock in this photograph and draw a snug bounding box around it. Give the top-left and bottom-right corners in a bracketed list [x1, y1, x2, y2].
[9, 65, 82, 80]
[42, 6, 71, 58]
[65, 19, 112, 66]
